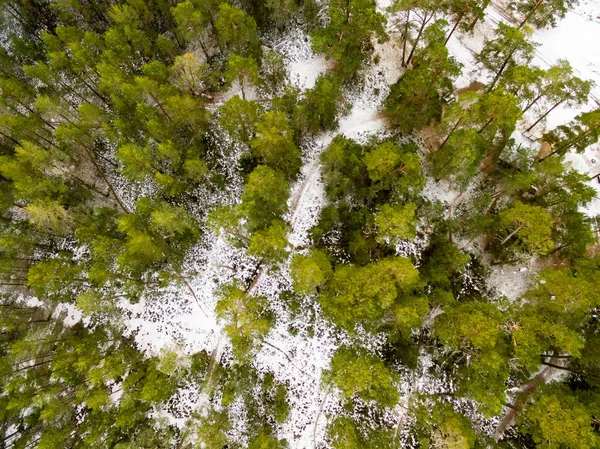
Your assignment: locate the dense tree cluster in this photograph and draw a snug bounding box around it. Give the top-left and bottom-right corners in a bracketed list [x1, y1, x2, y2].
[1, 0, 599, 448]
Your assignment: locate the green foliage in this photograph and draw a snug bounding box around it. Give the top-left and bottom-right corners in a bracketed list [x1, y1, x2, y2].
[510, 0, 578, 28]
[290, 249, 333, 294]
[518, 384, 599, 449]
[497, 201, 555, 257]
[303, 74, 343, 133]
[172, 53, 219, 95]
[326, 415, 395, 449]
[543, 107, 600, 156]
[311, 0, 387, 77]
[26, 253, 83, 303]
[477, 23, 536, 88]
[385, 23, 460, 133]
[218, 95, 264, 143]
[324, 345, 399, 407]
[247, 220, 290, 265]
[320, 136, 366, 202]
[364, 141, 425, 199]
[412, 401, 477, 449]
[261, 49, 287, 94]
[434, 301, 510, 415]
[225, 54, 260, 100]
[240, 165, 290, 232]
[319, 257, 420, 331]
[215, 282, 274, 360]
[508, 263, 600, 370]
[374, 203, 418, 245]
[193, 407, 232, 449]
[264, 0, 298, 28]
[250, 111, 302, 179]
[216, 4, 262, 58]
[116, 198, 200, 277]
[431, 128, 484, 184]
[248, 430, 289, 449]
[419, 234, 470, 290]
[435, 301, 505, 351]
[1, 0, 598, 445]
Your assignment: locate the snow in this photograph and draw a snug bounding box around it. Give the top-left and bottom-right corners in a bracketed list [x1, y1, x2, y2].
[338, 106, 386, 139]
[53, 302, 87, 327]
[535, 4, 600, 104]
[289, 56, 330, 90]
[287, 141, 329, 248]
[421, 177, 461, 206]
[486, 263, 533, 302]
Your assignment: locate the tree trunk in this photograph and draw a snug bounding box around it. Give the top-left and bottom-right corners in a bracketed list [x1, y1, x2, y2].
[406, 13, 431, 67]
[519, 0, 544, 28]
[440, 117, 462, 149]
[494, 355, 560, 440]
[488, 48, 516, 91]
[522, 91, 544, 113]
[81, 145, 131, 214]
[401, 9, 411, 67]
[525, 98, 564, 133]
[501, 223, 524, 245]
[478, 116, 495, 134]
[445, 0, 471, 45]
[538, 123, 600, 162]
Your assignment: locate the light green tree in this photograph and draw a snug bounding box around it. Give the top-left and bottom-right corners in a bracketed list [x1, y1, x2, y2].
[324, 346, 399, 407]
[225, 54, 260, 101]
[250, 111, 301, 179]
[497, 201, 554, 257]
[319, 257, 420, 331]
[240, 165, 290, 232]
[374, 203, 418, 246]
[290, 249, 332, 294]
[215, 282, 274, 360]
[247, 220, 290, 265]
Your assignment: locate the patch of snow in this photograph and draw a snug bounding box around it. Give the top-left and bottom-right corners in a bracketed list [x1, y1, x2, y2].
[288, 55, 330, 90]
[421, 177, 461, 206]
[287, 153, 328, 248]
[53, 302, 87, 327]
[487, 263, 533, 302]
[338, 106, 386, 140]
[22, 294, 44, 308]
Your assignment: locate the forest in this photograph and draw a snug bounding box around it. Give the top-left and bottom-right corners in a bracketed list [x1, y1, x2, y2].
[0, 0, 599, 447]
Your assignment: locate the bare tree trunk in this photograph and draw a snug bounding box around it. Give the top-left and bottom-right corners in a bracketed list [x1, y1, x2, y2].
[81, 145, 131, 214]
[525, 99, 564, 133]
[445, 0, 471, 45]
[488, 49, 516, 91]
[401, 9, 411, 67]
[501, 223, 524, 245]
[494, 354, 564, 440]
[440, 117, 462, 149]
[519, 0, 545, 28]
[406, 12, 432, 67]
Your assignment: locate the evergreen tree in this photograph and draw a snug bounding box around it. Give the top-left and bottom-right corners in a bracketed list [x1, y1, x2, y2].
[311, 0, 387, 77]
[477, 23, 536, 90]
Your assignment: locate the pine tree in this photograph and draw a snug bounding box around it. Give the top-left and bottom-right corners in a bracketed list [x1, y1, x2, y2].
[290, 249, 333, 294]
[250, 111, 301, 179]
[215, 282, 274, 360]
[311, 0, 387, 77]
[477, 23, 536, 90]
